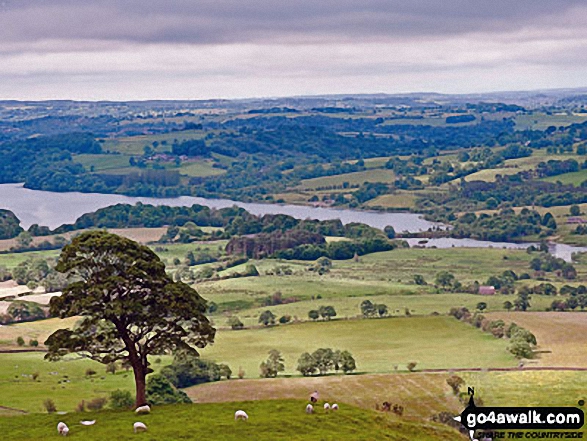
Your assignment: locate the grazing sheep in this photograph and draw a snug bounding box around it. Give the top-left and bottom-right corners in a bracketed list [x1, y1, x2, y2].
[323, 403, 330, 412]
[135, 405, 151, 414]
[310, 390, 319, 403]
[57, 422, 69, 436]
[234, 410, 249, 421]
[305, 404, 314, 414]
[331, 403, 339, 411]
[133, 422, 148, 433]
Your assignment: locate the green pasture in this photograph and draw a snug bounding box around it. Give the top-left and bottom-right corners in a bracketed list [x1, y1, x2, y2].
[199, 315, 516, 378]
[0, 250, 60, 269]
[298, 169, 396, 190]
[102, 130, 205, 155]
[542, 169, 587, 186]
[179, 161, 225, 177]
[0, 400, 460, 441]
[515, 113, 587, 131]
[73, 154, 134, 173]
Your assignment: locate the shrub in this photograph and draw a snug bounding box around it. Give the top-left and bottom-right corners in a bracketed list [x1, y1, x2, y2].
[32, 371, 40, 381]
[237, 367, 245, 379]
[446, 375, 465, 395]
[75, 400, 86, 412]
[407, 362, 418, 372]
[86, 397, 108, 411]
[43, 399, 57, 413]
[508, 337, 534, 359]
[29, 339, 39, 347]
[279, 315, 292, 324]
[227, 316, 244, 330]
[109, 390, 134, 410]
[146, 374, 192, 405]
[160, 352, 223, 388]
[85, 368, 97, 377]
[16, 336, 25, 346]
[259, 349, 285, 378]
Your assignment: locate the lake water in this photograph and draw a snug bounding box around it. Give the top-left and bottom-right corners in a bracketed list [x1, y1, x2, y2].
[2, 183, 586, 262]
[405, 238, 587, 262]
[0, 183, 441, 232]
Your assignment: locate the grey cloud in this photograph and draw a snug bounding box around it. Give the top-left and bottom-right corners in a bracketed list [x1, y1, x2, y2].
[0, 0, 585, 45]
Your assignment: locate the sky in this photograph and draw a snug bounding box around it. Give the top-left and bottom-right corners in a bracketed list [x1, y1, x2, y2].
[1, 0, 586, 100]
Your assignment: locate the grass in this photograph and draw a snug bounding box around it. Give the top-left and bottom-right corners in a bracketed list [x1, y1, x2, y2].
[102, 131, 205, 155]
[0, 351, 141, 413]
[486, 311, 587, 367]
[186, 374, 462, 419]
[0, 400, 462, 440]
[542, 169, 587, 186]
[514, 113, 587, 131]
[179, 161, 226, 177]
[364, 192, 418, 209]
[298, 169, 396, 190]
[0, 250, 60, 269]
[462, 151, 581, 182]
[198, 316, 516, 377]
[73, 154, 133, 173]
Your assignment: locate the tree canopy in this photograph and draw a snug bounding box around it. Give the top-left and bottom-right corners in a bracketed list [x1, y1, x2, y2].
[44, 231, 215, 407]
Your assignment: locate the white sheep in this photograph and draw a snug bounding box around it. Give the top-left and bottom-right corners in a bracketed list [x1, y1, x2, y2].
[332, 403, 339, 411]
[133, 422, 148, 433]
[234, 410, 248, 421]
[135, 405, 151, 414]
[305, 403, 314, 414]
[57, 422, 69, 436]
[324, 403, 330, 412]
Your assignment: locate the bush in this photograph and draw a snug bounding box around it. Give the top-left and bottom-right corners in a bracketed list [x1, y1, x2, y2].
[86, 397, 108, 411]
[29, 339, 39, 347]
[227, 316, 244, 330]
[32, 371, 40, 381]
[407, 362, 418, 372]
[43, 398, 57, 413]
[160, 352, 223, 388]
[446, 376, 465, 395]
[85, 368, 97, 377]
[238, 367, 245, 379]
[16, 336, 25, 346]
[279, 315, 291, 324]
[146, 374, 192, 405]
[259, 349, 285, 378]
[110, 390, 134, 410]
[106, 362, 117, 375]
[508, 337, 534, 359]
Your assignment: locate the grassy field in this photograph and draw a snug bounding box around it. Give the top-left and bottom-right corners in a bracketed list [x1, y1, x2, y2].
[73, 154, 133, 172]
[198, 316, 516, 377]
[487, 311, 587, 367]
[0, 400, 462, 441]
[364, 192, 418, 209]
[102, 131, 205, 155]
[515, 113, 587, 130]
[186, 373, 462, 419]
[462, 151, 581, 182]
[178, 161, 226, 177]
[542, 169, 587, 186]
[298, 169, 396, 190]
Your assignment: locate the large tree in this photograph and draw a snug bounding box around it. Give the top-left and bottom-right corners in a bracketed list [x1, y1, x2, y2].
[44, 231, 215, 407]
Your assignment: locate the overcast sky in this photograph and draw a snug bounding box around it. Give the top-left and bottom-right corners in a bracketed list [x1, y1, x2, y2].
[1, 0, 586, 100]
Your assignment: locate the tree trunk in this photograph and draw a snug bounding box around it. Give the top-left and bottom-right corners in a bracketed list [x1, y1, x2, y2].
[133, 366, 147, 407]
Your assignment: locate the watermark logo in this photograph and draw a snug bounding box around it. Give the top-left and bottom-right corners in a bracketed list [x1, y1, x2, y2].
[454, 388, 584, 441]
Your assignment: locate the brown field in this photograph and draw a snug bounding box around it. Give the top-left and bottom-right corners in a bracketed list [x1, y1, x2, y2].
[185, 372, 461, 419]
[487, 311, 587, 367]
[107, 227, 167, 243]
